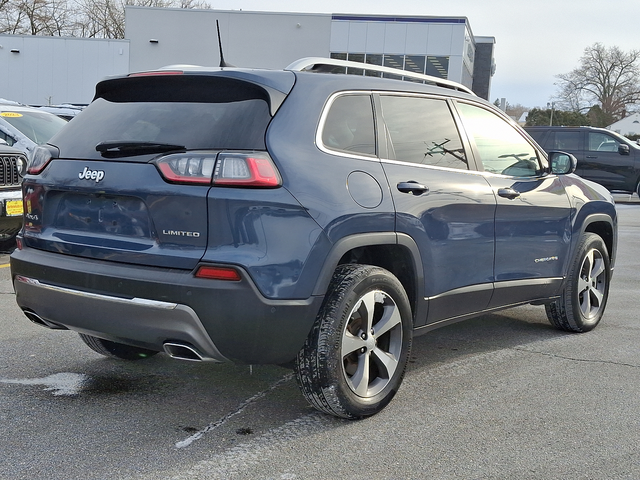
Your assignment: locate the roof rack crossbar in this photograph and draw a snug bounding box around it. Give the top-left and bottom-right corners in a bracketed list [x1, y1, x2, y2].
[286, 57, 475, 95]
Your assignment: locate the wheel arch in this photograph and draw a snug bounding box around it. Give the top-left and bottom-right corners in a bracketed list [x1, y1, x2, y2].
[312, 232, 426, 325]
[580, 213, 617, 270]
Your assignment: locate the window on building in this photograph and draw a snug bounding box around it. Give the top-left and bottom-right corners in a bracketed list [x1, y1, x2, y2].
[383, 55, 404, 80]
[327, 53, 451, 81]
[365, 54, 383, 77]
[347, 53, 365, 76]
[427, 57, 449, 79]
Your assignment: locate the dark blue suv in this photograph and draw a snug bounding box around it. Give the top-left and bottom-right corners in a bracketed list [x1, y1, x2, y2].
[11, 58, 617, 419]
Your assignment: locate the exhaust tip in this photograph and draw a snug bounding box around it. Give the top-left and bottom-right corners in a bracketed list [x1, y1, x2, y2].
[22, 309, 68, 330]
[163, 342, 204, 362]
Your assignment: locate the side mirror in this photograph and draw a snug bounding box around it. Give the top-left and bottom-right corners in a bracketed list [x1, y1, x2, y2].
[0, 138, 8, 146]
[618, 144, 630, 155]
[548, 151, 577, 175]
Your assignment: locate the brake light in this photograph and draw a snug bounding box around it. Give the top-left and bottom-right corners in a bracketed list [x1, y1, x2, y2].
[154, 152, 281, 187]
[195, 265, 242, 281]
[129, 71, 184, 77]
[28, 145, 58, 174]
[213, 153, 281, 187]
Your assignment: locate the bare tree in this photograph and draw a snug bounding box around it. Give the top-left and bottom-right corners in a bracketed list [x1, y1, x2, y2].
[555, 43, 640, 126]
[73, 0, 211, 38]
[1, 0, 75, 35]
[0, 0, 210, 38]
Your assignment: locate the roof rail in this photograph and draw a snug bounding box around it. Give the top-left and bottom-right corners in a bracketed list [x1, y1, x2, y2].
[286, 57, 475, 95]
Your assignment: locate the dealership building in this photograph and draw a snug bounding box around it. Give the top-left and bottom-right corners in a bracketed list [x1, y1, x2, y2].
[0, 8, 496, 106]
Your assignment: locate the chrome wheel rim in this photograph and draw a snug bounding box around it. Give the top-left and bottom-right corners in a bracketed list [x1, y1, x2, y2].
[578, 248, 607, 319]
[341, 290, 403, 397]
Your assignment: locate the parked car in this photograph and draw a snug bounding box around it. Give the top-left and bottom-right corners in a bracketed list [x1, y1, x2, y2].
[525, 125, 640, 196]
[0, 103, 68, 158]
[11, 58, 617, 419]
[35, 104, 85, 121]
[0, 144, 27, 251]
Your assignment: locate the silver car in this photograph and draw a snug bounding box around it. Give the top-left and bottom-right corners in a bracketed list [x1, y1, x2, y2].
[0, 103, 68, 158]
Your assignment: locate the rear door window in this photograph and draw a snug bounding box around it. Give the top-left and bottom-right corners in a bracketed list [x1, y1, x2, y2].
[551, 131, 582, 150]
[379, 95, 468, 169]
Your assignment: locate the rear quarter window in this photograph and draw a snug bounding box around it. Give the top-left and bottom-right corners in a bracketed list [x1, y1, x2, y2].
[320, 94, 376, 156]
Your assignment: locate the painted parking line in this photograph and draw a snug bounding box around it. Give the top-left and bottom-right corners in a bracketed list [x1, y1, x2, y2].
[0, 263, 10, 269]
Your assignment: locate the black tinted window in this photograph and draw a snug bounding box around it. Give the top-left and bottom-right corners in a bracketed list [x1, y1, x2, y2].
[52, 76, 272, 159]
[588, 132, 620, 152]
[380, 95, 467, 169]
[552, 131, 581, 150]
[321, 95, 376, 156]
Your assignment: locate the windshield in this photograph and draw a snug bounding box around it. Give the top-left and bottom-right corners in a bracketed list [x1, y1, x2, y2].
[0, 110, 68, 144]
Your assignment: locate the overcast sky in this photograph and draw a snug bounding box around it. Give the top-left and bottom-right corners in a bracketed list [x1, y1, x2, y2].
[209, 0, 640, 108]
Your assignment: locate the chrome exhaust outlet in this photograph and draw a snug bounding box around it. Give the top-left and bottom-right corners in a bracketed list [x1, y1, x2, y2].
[22, 309, 68, 330]
[163, 342, 204, 362]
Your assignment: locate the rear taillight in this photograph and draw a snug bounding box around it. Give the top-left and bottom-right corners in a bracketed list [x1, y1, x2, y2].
[154, 152, 281, 187]
[155, 153, 216, 184]
[28, 145, 59, 174]
[213, 153, 281, 187]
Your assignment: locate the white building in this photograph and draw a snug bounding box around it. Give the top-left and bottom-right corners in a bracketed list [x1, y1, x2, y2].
[1, 8, 495, 106]
[0, 35, 129, 106]
[127, 8, 495, 99]
[608, 113, 640, 136]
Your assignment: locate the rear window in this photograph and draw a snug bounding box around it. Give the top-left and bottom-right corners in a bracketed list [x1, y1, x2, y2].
[51, 75, 272, 159]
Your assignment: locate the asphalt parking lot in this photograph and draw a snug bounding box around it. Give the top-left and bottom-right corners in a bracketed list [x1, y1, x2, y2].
[1, 201, 639, 480]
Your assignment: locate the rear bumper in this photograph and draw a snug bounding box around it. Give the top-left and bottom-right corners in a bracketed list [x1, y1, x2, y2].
[11, 246, 323, 364]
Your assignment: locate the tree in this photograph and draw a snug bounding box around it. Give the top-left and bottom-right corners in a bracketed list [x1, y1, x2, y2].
[0, 0, 210, 38]
[555, 43, 640, 127]
[493, 99, 529, 121]
[525, 108, 590, 127]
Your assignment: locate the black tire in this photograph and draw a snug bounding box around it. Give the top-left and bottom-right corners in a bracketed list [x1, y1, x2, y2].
[294, 264, 413, 419]
[78, 333, 159, 360]
[0, 233, 17, 253]
[546, 233, 611, 332]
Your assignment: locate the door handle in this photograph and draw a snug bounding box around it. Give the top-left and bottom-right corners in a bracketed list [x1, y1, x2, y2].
[397, 181, 429, 195]
[497, 187, 520, 199]
[586, 155, 597, 159]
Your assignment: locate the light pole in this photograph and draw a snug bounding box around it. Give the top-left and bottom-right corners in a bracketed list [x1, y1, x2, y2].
[547, 102, 555, 126]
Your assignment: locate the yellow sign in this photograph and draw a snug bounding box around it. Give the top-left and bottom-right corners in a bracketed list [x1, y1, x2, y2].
[0, 112, 23, 117]
[5, 200, 23, 216]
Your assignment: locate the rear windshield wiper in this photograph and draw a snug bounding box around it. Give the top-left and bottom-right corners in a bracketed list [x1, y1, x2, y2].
[96, 141, 186, 158]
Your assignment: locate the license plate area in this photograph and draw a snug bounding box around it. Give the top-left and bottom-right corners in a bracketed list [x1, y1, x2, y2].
[54, 193, 152, 238]
[5, 199, 23, 216]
